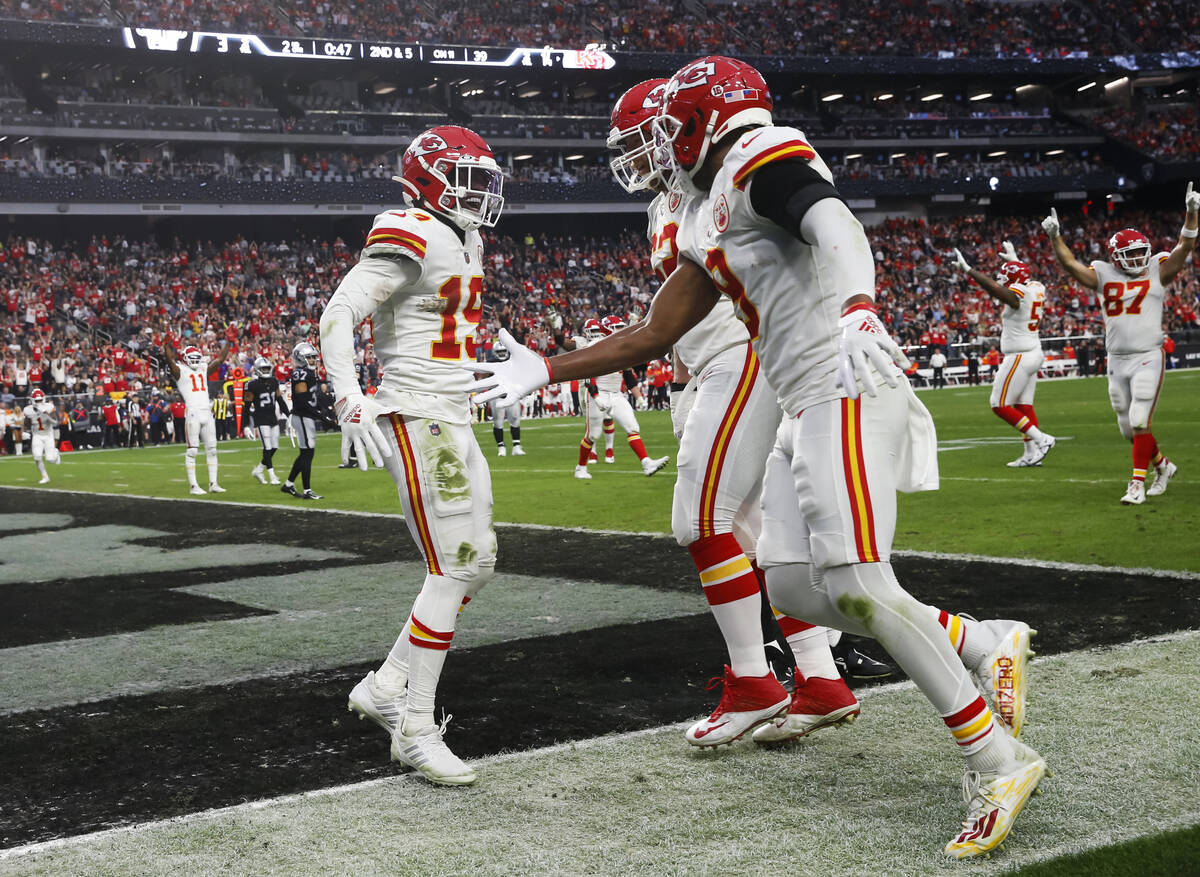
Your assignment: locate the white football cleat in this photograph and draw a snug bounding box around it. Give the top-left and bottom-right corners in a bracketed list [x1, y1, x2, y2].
[391, 715, 476, 786]
[1147, 460, 1177, 497]
[603, 452, 615, 464]
[496, 445, 507, 457]
[1027, 434, 1056, 465]
[512, 445, 526, 456]
[208, 483, 227, 493]
[642, 455, 669, 476]
[945, 739, 1047, 859]
[347, 671, 406, 736]
[189, 485, 206, 495]
[38, 475, 50, 484]
[574, 465, 592, 480]
[1005, 443, 1041, 468]
[971, 621, 1034, 738]
[267, 471, 281, 484]
[1120, 479, 1146, 505]
[252, 465, 267, 484]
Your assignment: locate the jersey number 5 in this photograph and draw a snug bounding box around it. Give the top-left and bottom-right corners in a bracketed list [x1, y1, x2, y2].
[1102, 280, 1149, 318]
[431, 275, 484, 360]
[1027, 299, 1043, 332]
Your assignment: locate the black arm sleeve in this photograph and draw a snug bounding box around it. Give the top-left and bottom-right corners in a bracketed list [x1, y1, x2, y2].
[621, 368, 639, 390]
[748, 160, 845, 245]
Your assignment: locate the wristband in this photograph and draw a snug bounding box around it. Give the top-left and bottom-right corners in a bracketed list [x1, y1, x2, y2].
[1181, 226, 1198, 239]
[840, 301, 877, 317]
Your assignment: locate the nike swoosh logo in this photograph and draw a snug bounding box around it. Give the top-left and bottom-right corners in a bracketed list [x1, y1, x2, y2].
[740, 131, 763, 149]
[693, 721, 729, 738]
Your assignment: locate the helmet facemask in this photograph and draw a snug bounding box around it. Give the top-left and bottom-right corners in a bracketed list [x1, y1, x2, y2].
[1112, 242, 1151, 276]
[608, 120, 664, 194]
[400, 155, 504, 230]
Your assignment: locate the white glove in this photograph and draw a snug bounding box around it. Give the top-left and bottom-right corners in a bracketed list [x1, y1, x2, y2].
[1186, 181, 1200, 213]
[465, 328, 552, 406]
[635, 394, 648, 411]
[1042, 207, 1060, 238]
[836, 305, 910, 400]
[999, 240, 1019, 262]
[670, 380, 697, 440]
[952, 248, 971, 272]
[335, 392, 391, 471]
[243, 426, 255, 440]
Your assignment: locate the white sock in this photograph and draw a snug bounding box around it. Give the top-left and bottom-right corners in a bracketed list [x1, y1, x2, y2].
[965, 725, 1016, 774]
[1025, 425, 1046, 442]
[36, 459, 47, 477]
[787, 625, 840, 681]
[207, 451, 218, 485]
[185, 452, 199, 487]
[376, 620, 411, 694]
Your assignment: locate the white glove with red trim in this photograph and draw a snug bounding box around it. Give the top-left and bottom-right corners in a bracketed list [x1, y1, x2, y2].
[952, 248, 971, 272]
[466, 328, 552, 406]
[1186, 181, 1200, 213]
[335, 392, 390, 471]
[1041, 207, 1060, 238]
[836, 303, 910, 400]
[999, 240, 1019, 262]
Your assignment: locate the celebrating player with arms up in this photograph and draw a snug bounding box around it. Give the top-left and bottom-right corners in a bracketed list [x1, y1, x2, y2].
[163, 330, 234, 495]
[609, 79, 871, 748]
[23, 388, 59, 484]
[1042, 183, 1197, 503]
[320, 125, 504, 786]
[953, 242, 1056, 467]
[243, 355, 290, 484]
[476, 57, 1044, 858]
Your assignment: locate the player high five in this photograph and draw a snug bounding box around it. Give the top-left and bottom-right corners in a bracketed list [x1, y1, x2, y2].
[163, 330, 234, 495]
[1042, 182, 1198, 503]
[953, 242, 1056, 467]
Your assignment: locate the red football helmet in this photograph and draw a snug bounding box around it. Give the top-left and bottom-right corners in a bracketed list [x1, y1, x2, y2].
[995, 261, 1032, 286]
[600, 314, 628, 334]
[30, 388, 45, 403]
[181, 346, 204, 368]
[607, 79, 669, 194]
[1106, 228, 1151, 276]
[395, 125, 505, 230]
[581, 318, 605, 339]
[652, 56, 773, 195]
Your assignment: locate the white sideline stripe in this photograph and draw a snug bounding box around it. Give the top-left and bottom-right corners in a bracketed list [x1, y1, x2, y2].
[5, 629, 1198, 863]
[6, 484, 1200, 576]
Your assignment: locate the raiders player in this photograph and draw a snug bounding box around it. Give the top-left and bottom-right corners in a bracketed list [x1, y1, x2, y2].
[23, 388, 60, 484]
[486, 341, 524, 456]
[474, 57, 1044, 859]
[320, 125, 504, 786]
[243, 355, 290, 484]
[163, 331, 234, 495]
[280, 341, 322, 499]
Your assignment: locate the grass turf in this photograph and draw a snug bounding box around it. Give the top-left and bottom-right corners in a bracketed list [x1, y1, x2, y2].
[3, 370, 1197, 570]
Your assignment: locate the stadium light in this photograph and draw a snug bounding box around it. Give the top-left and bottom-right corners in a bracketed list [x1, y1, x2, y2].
[935, 151, 950, 157]
[564, 154, 585, 160]
[513, 154, 533, 160]
[821, 93, 843, 102]
[1045, 149, 1064, 155]
[988, 150, 1007, 157]
[1105, 77, 1129, 89]
[875, 93, 893, 101]
[1015, 84, 1038, 93]
[1077, 81, 1097, 92]
[844, 153, 863, 159]
[969, 92, 992, 101]
[920, 93, 943, 102]
[372, 82, 397, 95]
[890, 152, 906, 159]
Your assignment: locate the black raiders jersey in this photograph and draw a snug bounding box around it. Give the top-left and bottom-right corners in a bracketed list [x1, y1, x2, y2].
[290, 366, 321, 419]
[244, 376, 286, 427]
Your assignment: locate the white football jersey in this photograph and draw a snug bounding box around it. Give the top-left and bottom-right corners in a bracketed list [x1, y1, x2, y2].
[354, 207, 486, 423]
[23, 402, 56, 435]
[674, 125, 845, 416]
[999, 280, 1045, 354]
[1091, 256, 1168, 355]
[648, 190, 748, 375]
[572, 335, 623, 393]
[177, 360, 212, 414]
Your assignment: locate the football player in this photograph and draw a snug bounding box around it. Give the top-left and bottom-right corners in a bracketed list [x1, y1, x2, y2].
[485, 342, 524, 456]
[1043, 187, 1196, 503]
[560, 316, 668, 480]
[320, 125, 504, 786]
[953, 242, 1056, 467]
[163, 331, 234, 495]
[23, 388, 59, 484]
[474, 57, 1044, 858]
[243, 355, 290, 484]
[280, 341, 323, 500]
[608, 78, 873, 747]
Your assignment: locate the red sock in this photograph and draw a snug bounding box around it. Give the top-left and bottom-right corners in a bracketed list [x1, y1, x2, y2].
[1131, 433, 1155, 481]
[1015, 404, 1038, 427]
[627, 431, 649, 460]
[992, 406, 1032, 433]
[688, 533, 761, 607]
[577, 438, 594, 467]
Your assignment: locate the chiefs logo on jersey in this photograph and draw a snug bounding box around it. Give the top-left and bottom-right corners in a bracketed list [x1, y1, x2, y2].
[668, 191, 682, 212]
[713, 194, 730, 232]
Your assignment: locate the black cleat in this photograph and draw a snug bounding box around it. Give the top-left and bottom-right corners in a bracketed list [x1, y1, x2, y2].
[301, 489, 323, 500]
[280, 484, 300, 497]
[832, 637, 895, 680]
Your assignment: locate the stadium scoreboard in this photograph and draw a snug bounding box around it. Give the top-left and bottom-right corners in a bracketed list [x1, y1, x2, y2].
[121, 28, 617, 70]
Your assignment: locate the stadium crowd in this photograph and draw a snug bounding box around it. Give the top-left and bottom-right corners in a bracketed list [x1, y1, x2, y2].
[1091, 104, 1200, 161]
[3, 0, 1199, 56]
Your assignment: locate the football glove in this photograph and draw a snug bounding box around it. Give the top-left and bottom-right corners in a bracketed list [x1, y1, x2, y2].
[837, 304, 909, 400]
[335, 393, 390, 471]
[1186, 181, 1199, 213]
[952, 248, 971, 272]
[243, 426, 256, 440]
[670, 380, 696, 440]
[1041, 207, 1060, 238]
[999, 240, 1019, 262]
[635, 394, 648, 411]
[465, 328, 552, 407]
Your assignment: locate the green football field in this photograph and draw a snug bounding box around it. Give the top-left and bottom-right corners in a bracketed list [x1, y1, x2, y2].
[4, 369, 1197, 572]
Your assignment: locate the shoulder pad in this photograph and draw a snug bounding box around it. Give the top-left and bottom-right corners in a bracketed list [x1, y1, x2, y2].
[728, 126, 817, 191]
[1009, 286, 1025, 299]
[363, 210, 431, 261]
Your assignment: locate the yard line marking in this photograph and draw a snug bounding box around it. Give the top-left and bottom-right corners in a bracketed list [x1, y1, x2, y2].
[4, 629, 1197, 862]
